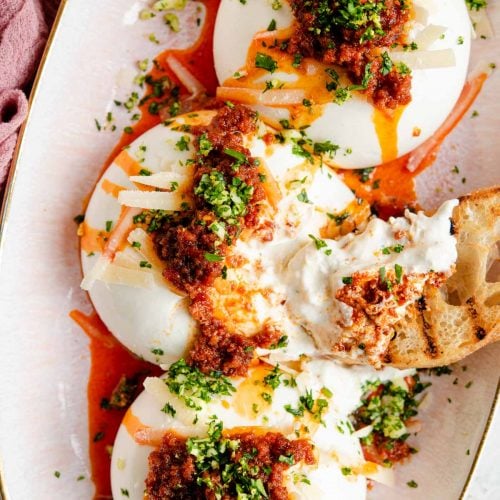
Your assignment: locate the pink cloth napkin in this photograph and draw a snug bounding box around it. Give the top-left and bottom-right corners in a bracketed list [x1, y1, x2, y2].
[0, 0, 59, 187]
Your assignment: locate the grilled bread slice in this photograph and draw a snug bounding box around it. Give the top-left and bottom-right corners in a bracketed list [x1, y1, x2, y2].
[386, 186, 500, 368]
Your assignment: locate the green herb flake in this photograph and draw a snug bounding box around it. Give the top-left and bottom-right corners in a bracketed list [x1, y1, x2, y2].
[341, 467, 352, 476]
[308, 234, 328, 250]
[297, 189, 311, 204]
[161, 402, 177, 416]
[381, 51, 393, 76]
[204, 252, 224, 262]
[255, 52, 278, 73]
[175, 135, 190, 151]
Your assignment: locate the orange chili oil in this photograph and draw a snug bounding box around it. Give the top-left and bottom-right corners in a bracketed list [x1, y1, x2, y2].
[72, 0, 489, 496]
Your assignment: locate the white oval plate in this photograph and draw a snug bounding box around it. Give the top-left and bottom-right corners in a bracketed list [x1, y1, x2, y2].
[0, 1, 499, 499]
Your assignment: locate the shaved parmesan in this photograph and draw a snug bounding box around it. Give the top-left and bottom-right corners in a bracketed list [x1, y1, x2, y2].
[81, 255, 109, 291]
[118, 190, 185, 210]
[167, 55, 205, 96]
[469, 8, 494, 40]
[413, 5, 429, 25]
[217, 86, 305, 106]
[352, 425, 373, 439]
[129, 171, 188, 190]
[412, 25, 447, 50]
[391, 49, 456, 69]
[101, 263, 155, 289]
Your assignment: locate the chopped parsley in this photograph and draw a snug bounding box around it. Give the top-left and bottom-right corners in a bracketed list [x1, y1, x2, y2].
[407, 480, 418, 488]
[396, 61, 411, 76]
[353, 376, 430, 442]
[270, 335, 289, 350]
[297, 189, 311, 204]
[255, 52, 278, 73]
[395, 263, 403, 283]
[263, 364, 284, 389]
[185, 417, 286, 499]
[308, 234, 328, 250]
[313, 140, 339, 158]
[161, 402, 177, 417]
[327, 211, 349, 226]
[198, 133, 213, 156]
[223, 147, 248, 166]
[204, 252, 224, 262]
[380, 51, 394, 76]
[356, 167, 375, 182]
[194, 172, 254, 225]
[284, 389, 329, 425]
[381, 244, 405, 254]
[175, 135, 190, 151]
[133, 209, 172, 232]
[163, 359, 236, 411]
[465, 0, 487, 11]
[292, 53, 303, 68]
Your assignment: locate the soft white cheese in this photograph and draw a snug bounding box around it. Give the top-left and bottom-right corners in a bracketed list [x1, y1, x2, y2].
[284, 200, 458, 356]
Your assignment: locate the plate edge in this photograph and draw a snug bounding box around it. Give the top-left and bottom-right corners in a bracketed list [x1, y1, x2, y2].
[459, 377, 500, 500]
[0, 0, 69, 258]
[0, 1, 497, 498]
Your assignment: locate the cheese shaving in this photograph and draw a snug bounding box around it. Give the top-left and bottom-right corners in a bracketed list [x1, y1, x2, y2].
[217, 86, 306, 106]
[390, 48, 456, 69]
[118, 190, 185, 210]
[101, 263, 155, 289]
[469, 8, 494, 40]
[129, 171, 188, 190]
[412, 25, 447, 50]
[81, 254, 109, 291]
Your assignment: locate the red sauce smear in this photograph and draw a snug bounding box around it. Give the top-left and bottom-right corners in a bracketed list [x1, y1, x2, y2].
[70, 310, 161, 499]
[341, 71, 489, 218]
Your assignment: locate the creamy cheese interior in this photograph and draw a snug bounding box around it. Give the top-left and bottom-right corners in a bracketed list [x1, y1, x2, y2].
[284, 199, 458, 363]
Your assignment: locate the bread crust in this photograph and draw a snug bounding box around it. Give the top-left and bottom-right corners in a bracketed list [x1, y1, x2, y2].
[385, 186, 500, 368]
